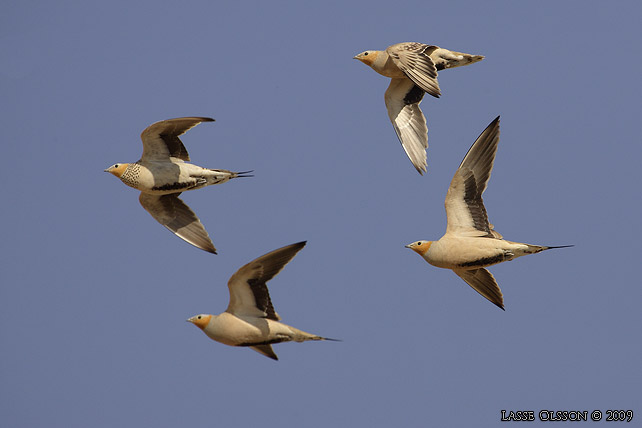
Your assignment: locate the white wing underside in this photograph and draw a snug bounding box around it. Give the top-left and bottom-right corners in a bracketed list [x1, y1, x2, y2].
[227, 263, 279, 319]
[385, 78, 428, 174]
[225, 242, 306, 321]
[445, 117, 501, 238]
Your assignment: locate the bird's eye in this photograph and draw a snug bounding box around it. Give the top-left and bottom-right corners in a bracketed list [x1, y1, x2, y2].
[197, 315, 201, 319]
[364, 52, 368, 56]
[114, 164, 119, 168]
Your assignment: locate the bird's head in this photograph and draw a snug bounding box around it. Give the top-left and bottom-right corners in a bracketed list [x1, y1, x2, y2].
[353, 50, 379, 67]
[405, 240, 433, 256]
[187, 314, 212, 330]
[104, 163, 129, 178]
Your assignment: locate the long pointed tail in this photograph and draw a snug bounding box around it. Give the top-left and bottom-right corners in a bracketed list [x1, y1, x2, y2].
[235, 170, 254, 178]
[526, 244, 574, 254]
[296, 331, 341, 342]
[544, 245, 574, 250]
[319, 336, 341, 342]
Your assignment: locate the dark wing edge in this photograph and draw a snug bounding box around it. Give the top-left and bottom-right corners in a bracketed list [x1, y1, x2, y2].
[138, 192, 217, 254]
[449, 116, 501, 236]
[249, 344, 279, 361]
[384, 79, 428, 174]
[244, 241, 307, 320]
[141, 117, 215, 161]
[453, 268, 505, 310]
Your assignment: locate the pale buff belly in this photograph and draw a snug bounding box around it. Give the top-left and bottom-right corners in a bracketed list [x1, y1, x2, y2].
[426, 238, 520, 269]
[205, 314, 294, 346]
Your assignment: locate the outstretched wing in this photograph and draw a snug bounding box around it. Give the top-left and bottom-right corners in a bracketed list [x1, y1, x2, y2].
[453, 268, 504, 310]
[445, 116, 501, 238]
[226, 242, 307, 320]
[250, 344, 279, 361]
[384, 78, 428, 174]
[139, 192, 216, 254]
[140, 117, 214, 162]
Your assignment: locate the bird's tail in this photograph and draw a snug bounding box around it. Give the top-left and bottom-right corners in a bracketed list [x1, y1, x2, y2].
[440, 50, 485, 69]
[544, 245, 575, 250]
[318, 336, 341, 342]
[293, 328, 341, 343]
[234, 170, 254, 178]
[526, 244, 574, 254]
[204, 169, 253, 183]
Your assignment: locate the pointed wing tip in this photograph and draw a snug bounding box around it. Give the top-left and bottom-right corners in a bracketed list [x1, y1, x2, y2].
[282, 241, 307, 258]
[174, 229, 217, 255]
[185, 239, 217, 254]
[250, 344, 279, 361]
[421, 86, 440, 98]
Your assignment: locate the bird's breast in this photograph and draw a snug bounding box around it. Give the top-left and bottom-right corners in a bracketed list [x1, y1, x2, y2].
[372, 54, 406, 78]
[133, 162, 201, 193]
[204, 314, 271, 346]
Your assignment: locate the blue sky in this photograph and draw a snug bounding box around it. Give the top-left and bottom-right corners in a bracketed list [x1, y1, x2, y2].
[1, 1, 641, 426]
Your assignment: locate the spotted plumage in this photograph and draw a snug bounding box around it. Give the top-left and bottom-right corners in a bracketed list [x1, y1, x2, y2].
[187, 242, 339, 361]
[119, 163, 141, 188]
[354, 42, 484, 174]
[406, 117, 572, 310]
[105, 117, 252, 254]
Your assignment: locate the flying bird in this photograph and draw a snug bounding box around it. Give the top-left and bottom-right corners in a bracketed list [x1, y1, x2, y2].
[105, 117, 251, 254]
[405, 117, 572, 310]
[187, 241, 338, 360]
[354, 42, 484, 174]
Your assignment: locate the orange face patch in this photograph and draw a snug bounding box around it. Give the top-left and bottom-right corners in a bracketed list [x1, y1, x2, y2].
[355, 51, 379, 67]
[408, 241, 432, 255]
[105, 163, 129, 178]
[188, 314, 212, 330]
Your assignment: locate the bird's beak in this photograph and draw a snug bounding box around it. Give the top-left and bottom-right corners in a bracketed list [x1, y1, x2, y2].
[404, 244, 412, 249]
[103, 169, 110, 173]
[352, 55, 359, 60]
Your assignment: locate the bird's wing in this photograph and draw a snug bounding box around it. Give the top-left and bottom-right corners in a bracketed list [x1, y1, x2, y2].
[226, 242, 307, 320]
[453, 268, 504, 310]
[140, 117, 214, 162]
[138, 192, 216, 254]
[445, 116, 501, 237]
[250, 344, 279, 361]
[387, 43, 441, 97]
[384, 78, 428, 174]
